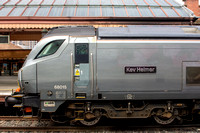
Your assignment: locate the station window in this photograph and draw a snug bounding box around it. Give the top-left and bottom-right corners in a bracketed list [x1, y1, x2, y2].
[36, 39, 65, 59]
[0, 35, 9, 44]
[186, 67, 200, 85]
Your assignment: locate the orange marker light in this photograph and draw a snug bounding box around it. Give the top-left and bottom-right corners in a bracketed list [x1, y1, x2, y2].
[16, 88, 20, 92]
[24, 107, 32, 113]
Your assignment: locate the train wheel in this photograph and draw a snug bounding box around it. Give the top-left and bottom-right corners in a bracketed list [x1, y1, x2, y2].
[79, 111, 102, 126]
[153, 115, 176, 125]
[79, 116, 101, 126]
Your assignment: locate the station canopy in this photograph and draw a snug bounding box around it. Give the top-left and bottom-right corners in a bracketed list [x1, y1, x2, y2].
[0, 0, 197, 29]
[0, 0, 194, 17]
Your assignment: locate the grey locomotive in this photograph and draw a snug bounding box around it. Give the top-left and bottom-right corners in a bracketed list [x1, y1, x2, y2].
[5, 25, 200, 125]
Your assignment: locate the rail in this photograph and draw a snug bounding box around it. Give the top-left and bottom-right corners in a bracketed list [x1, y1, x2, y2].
[0, 122, 199, 132]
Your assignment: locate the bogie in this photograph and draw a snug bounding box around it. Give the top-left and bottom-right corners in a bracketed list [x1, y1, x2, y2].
[44, 100, 198, 126]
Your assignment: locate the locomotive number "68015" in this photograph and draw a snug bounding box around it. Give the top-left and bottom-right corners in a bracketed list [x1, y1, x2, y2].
[54, 85, 67, 89]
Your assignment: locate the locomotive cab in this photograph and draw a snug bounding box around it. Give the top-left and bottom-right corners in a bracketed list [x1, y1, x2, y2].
[5, 26, 97, 119]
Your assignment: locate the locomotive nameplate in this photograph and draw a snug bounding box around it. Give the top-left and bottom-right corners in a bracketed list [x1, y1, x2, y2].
[125, 66, 156, 73]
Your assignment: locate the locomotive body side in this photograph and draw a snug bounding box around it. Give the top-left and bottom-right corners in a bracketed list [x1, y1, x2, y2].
[96, 40, 200, 99]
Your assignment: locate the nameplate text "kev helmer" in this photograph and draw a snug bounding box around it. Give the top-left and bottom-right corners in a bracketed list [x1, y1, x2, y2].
[125, 66, 156, 73]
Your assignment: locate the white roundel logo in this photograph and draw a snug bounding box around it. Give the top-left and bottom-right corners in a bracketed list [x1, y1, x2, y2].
[54, 85, 67, 89]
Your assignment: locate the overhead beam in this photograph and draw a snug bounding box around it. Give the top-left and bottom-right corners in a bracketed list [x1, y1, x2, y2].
[0, 16, 196, 25]
[10, 31, 42, 41]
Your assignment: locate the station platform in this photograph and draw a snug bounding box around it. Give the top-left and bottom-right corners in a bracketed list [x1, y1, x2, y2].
[0, 76, 18, 102]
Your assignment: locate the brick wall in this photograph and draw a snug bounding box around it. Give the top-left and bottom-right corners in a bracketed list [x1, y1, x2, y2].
[184, 0, 200, 16]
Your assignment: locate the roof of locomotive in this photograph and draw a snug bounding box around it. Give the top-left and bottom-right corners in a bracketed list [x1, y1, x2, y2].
[43, 26, 96, 38]
[44, 25, 200, 39]
[98, 25, 200, 39]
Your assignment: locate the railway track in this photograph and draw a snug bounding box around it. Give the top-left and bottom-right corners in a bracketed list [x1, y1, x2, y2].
[0, 116, 200, 132]
[0, 116, 38, 120]
[0, 125, 200, 132]
[0, 116, 52, 127]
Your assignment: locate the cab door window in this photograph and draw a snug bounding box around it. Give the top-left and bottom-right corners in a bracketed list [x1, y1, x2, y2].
[75, 43, 89, 64]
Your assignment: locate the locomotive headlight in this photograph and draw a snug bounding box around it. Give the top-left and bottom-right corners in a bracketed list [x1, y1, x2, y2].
[17, 81, 20, 88]
[18, 69, 23, 91]
[16, 69, 22, 92]
[47, 90, 53, 96]
[15, 81, 21, 92]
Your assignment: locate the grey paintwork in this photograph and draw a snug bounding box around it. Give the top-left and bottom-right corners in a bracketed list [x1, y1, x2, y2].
[97, 41, 200, 93]
[18, 26, 200, 112]
[21, 64, 36, 93]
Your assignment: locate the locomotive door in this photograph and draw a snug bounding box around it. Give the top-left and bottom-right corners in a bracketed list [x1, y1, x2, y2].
[70, 37, 95, 99]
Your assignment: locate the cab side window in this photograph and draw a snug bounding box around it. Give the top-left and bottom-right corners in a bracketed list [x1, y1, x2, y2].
[186, 67, 200, 85]
[36, 39, 65, 59]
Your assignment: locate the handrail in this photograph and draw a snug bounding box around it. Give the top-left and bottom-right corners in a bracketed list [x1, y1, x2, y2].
[90, 53, 94, 97]
[70, 52, 74, 97]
